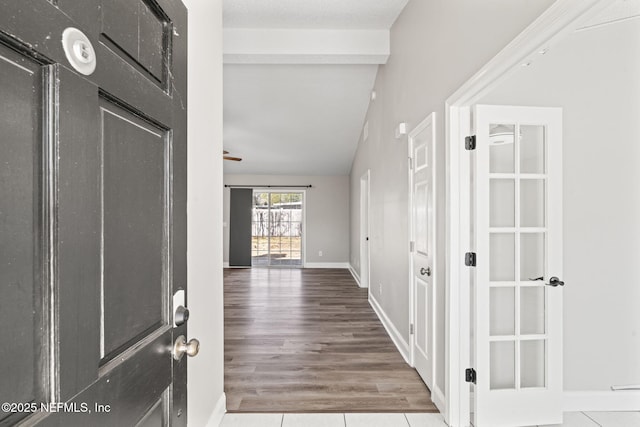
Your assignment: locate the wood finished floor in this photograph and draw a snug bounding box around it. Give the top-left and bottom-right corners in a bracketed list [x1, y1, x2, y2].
[224, 268, 436, 413]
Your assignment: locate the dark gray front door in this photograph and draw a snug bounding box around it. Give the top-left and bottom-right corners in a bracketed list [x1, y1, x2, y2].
[0, 0, 188, 426]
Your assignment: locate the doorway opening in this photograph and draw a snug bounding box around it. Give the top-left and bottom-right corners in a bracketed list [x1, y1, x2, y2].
[251, 191, 304, 267]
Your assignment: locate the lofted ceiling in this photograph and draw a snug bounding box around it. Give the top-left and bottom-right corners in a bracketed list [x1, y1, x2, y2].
[222, 0, 409, 175]
[224, 64, 377, 175]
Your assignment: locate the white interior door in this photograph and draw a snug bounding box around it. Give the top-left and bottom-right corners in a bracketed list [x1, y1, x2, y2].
[472, 105, 563, 427]
[360, 171, 370, 288]
[410, 114, 436, 390]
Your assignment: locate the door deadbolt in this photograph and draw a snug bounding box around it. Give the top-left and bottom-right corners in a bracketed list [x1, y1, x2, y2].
[174, 306, 190, 327]
[173, 335, 200, 361]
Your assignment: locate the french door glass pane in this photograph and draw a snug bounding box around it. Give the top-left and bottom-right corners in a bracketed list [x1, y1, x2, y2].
[490, 179, 515, 227]
[490, 233, 515, 281]
[520, 233, 545, 281]
[521, 340, 546, 388]
[520, 125, 546, 174]
[489, 124, 515, 173]
[490, 341, 516, 390]
[521, 180, 545, 227]
[521, 287, 546, 335]
[490, 287, 515, 336]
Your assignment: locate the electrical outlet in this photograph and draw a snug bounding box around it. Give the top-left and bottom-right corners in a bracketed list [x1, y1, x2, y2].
[318, 250, 323, 257]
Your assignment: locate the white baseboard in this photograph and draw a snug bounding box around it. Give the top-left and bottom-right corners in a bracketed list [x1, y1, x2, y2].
[348, 264, 362, 287]
[205, 393, 226, 427]
[368, 294, 410, 364]
[223, 262, 229, 268]
[432, 384, 446, 415]
[305, 262, 350, 269]
[564, 390, 640, 412]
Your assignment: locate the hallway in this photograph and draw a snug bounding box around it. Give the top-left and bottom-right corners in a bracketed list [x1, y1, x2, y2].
[224, 268, 436, 413]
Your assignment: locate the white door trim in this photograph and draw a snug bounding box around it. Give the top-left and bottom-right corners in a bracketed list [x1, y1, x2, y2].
[360, 170, 371, 288]
[443, 1, 616, 426]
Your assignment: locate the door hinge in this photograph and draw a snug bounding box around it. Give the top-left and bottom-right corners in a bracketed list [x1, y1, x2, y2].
[465, 252, 477, 267]
[410, 241, 415, 252]
[465, 368, 477, 384]
[465, 135, 476, 150]
[408, 157, 414, 170]
[410, 323, 414, 335]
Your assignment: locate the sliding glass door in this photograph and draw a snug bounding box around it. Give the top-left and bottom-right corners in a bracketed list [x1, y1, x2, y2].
[252, 192, 304, 267]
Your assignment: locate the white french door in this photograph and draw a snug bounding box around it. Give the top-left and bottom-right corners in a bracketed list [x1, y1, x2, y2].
[410, 113, 436, 392]
[471, 105, 563, 427]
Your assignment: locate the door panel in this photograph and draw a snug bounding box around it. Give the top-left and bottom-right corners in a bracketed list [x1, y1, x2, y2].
[37, 331, 173, 427]
[472, 105, 562, 427]
[415, 278, 430, 357]
[102, 101, 168, 360]
[0, 43, 47, 423]
[409, 113, 436, 391]
[101, 0, 169, 86]
[138, 2, 167, 81]
[0, 0, 188, 425]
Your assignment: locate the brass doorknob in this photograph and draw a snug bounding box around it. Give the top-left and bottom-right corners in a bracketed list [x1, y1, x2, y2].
[173, 335, 200, 361]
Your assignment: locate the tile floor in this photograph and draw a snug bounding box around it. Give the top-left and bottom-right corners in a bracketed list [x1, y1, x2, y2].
[219, 411, 640, 427]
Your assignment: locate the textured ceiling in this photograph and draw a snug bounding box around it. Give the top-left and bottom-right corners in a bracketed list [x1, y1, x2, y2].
[223, 0, 409, 29]
[223, 64, 378, 175]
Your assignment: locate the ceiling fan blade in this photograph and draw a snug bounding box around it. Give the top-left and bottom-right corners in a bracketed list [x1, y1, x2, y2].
[223, 156, 242, 162]
[223, 150, 229, 155]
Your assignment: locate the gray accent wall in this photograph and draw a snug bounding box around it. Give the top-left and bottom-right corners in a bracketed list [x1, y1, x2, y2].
[480, 18, 640, 391]
[349, 0, 554, 399]
[224, 175, 350, 265]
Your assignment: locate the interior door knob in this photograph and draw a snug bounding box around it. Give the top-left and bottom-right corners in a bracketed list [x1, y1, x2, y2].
[173, 335, 200, 361]
[420, 267, 431, 277]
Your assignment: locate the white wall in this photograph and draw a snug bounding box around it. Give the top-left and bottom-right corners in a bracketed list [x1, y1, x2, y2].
[349, 0, 555, 401]
[223, 175, 350, 265]
[183, 0, 225, 426]
[480, 18, 640, 391]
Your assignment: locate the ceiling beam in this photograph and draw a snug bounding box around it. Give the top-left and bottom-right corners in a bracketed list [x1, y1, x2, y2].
[223, 29, 390, 64]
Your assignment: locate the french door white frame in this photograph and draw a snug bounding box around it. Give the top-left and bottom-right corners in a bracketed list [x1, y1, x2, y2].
[443, 1, 616, 426]
[251, 188, 307, 268]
